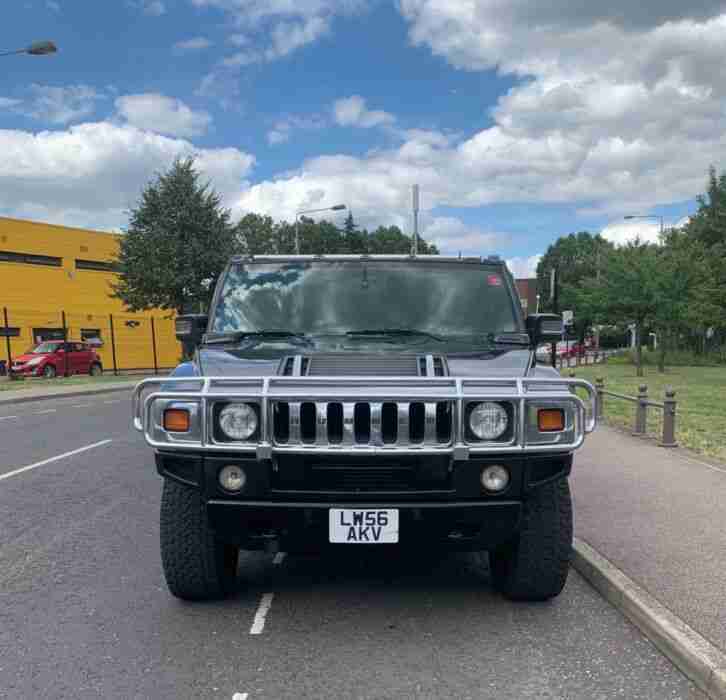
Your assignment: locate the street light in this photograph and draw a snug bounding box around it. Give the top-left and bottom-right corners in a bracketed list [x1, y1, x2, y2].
[0, 40, 58, 57]
[295, 204, 347, 254]
[624, 214, 664, 235]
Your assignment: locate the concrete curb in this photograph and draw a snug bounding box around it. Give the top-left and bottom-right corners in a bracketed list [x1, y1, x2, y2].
[0, 382, 138, 406]
[573, 537, 726, 699]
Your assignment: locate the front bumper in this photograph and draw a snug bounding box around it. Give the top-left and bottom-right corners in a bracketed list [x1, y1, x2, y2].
[9, 365, 40, 377]
[156, 451, 572, 552]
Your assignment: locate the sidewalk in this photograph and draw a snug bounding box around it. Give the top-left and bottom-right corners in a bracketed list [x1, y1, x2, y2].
[572, 425, 726, 653]
[0, 378, 140, 405]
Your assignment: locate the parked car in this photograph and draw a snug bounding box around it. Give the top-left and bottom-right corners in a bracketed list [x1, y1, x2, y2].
[9, 340, 103, 379]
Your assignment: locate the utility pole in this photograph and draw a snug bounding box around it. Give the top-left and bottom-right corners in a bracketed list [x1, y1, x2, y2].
[551, 267, 559, 368]
[412, 184, 419, 256]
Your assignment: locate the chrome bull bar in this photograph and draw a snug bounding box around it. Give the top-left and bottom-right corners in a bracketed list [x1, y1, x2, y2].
[132, 376, 597, 458]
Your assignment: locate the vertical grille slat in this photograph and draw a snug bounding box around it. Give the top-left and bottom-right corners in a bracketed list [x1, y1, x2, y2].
[272, 400, 453, 447]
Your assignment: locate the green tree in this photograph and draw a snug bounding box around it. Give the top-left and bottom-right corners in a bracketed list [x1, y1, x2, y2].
[113, 157, 235, 314]
[536, 232, 614, 342]
[235, 213, 280, 255]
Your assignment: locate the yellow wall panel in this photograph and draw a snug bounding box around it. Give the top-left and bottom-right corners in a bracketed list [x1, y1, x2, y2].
[0, 217, 180, 371]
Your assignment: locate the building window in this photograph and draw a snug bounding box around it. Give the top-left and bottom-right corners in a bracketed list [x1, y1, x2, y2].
[81, 328, 103, 346]
[75, 259, 120, 273]
[33, 328, 65, 343]
[0, 250, 62, 267]
[0, 326, 20, 338]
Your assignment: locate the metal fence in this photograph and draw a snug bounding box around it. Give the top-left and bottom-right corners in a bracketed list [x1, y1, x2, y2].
[0, 306, 180, 376]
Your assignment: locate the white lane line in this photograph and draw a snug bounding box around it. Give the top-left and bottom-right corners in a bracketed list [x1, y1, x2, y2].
[232, 694, 249, 700]
[0, 416, 18, 421]
[0, 439, 113, 482]
[71, 403, 93, 408]
[272, 552, 286, 566]
[103, 399, 124, 405]
[33, 409, 57, 415]
[249, 593, 274, 635]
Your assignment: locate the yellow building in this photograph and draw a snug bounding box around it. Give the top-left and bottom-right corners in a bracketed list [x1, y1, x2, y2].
[0, 216, 180, 372]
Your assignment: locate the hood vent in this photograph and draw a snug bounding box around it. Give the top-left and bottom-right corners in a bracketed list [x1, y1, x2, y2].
[279, 354, 448, 377]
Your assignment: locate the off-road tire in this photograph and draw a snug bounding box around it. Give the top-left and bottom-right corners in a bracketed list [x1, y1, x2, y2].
[89, 363, 103, 377]
[490, 478, 573, 601]
[43, 364, 56, 378]
[160, 478, 239, 601]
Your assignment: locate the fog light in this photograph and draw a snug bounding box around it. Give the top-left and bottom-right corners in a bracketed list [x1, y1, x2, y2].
[481, 465, 510, 493]
[219, 464, 246, 493]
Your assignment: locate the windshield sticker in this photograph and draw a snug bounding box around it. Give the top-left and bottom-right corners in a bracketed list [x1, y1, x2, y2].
[487, 274, 502, 286]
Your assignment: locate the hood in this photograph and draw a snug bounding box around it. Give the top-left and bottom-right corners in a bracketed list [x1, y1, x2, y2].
[14, 352, 47, 363]
[196, 346, 533, 378]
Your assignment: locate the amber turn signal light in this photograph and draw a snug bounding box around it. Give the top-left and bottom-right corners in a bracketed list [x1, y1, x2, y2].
[538, 408, 565, 432]
[164, 408, 190, 432]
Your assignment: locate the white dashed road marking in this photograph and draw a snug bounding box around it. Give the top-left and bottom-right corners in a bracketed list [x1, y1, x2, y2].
[0, 439, 113, 482]
[249, 593, 274, 635]
[0, 416, 18, 421]
[103, 399, 124, 405]
[33, 409, 57, 415]
[71, 403, 93, 408]
[272, 552, 286, 566]
[232, 693, 249, 700]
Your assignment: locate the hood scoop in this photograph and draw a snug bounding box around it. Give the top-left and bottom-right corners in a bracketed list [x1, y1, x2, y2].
[279, 353, 448, 377]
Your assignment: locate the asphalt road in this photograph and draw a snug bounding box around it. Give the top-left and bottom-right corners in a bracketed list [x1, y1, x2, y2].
[0, 394, 705, 699]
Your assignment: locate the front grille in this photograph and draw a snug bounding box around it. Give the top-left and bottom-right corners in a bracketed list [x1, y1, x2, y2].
[272, 401, 453, 447]
[272, 456, 452, 494]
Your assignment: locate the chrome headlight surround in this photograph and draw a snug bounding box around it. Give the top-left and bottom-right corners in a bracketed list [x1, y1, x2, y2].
[465, 401, 514, 443]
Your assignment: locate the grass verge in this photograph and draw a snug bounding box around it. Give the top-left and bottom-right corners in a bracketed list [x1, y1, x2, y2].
[567, 363, 726, 462]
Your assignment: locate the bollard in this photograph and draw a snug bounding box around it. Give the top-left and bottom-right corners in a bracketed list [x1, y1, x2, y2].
[633, 385, 648, 436]
[660, 387, 678, 448]
[595, 377, 604, 421]
[568, 369, 576, 395]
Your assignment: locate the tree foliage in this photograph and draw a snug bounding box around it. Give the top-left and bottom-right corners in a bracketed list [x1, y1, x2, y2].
[113, 157, 236, 314]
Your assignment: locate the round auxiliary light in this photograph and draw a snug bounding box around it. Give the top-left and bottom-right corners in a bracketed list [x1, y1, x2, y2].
[469, 402, 509, 441]
[219, 403, 258, 441]
[481, 465, 510, 493]
[219, 464, 246, 493]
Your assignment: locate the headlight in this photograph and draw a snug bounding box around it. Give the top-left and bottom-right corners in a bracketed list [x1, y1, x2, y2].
[219, 403, 258, 441]
[469, 402, 509, 441]
[26, 357, 43, 367]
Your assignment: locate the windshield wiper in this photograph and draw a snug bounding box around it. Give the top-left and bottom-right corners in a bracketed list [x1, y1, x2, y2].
[205, 329, 309, 344]
[345, 328, 444, 342]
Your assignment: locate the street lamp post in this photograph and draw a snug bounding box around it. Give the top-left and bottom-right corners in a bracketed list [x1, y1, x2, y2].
[0, 41, 58, 57]
[624, 214, 665, 235]
[294, 204, 347, 254]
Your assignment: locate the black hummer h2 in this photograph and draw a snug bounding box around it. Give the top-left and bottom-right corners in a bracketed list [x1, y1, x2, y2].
[132, 255, 596, 602]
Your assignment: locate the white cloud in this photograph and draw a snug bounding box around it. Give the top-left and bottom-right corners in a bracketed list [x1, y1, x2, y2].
[0, 121, 255, 230]
[46, 0, 61, 11]
[0, 98, 22, 109]
[423, 216, 508, 255]
[142, 0, 165, 16]
[506, 255, 542, 279]
[174, 37, 212, 51]
[19, 85, 105, 125]
[333, 95, 396, 129]
[115, 94, 212, 137]
[266, 114, 327, 146]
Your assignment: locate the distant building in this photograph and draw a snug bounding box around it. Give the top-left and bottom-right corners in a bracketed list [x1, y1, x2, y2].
[0, 216, 178, 370]
[515, 278, 538, 316]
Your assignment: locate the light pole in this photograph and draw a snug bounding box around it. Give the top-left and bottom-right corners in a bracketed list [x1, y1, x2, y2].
[0, 41, 58, 57]
[295, 204, 347, 254]
[624, 214, 665, 235]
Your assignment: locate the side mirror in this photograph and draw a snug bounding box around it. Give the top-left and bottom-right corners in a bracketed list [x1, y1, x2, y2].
[526, 313, 563, 347]
[175, 314, 208, 349]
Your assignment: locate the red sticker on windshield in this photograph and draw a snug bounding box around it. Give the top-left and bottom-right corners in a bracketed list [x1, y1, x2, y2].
[487, 274, 503, 286]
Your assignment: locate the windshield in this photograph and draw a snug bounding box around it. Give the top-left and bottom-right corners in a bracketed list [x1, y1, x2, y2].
[212, 261, 522, 338]
[30, 342, 61, 354]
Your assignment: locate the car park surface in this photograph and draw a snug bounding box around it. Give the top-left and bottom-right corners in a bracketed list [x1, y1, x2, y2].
[0, 393, 705, 699]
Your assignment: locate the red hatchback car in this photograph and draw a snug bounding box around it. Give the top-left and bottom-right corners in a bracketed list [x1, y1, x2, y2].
[9, 340, 103, 379]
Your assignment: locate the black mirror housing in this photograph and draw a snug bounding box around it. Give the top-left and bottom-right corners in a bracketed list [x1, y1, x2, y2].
[526, 313, 563, 347]
[175, 314, 208, 348]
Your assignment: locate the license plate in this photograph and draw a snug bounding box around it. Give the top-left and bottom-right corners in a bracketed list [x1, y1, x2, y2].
[329, 509, 399, 544]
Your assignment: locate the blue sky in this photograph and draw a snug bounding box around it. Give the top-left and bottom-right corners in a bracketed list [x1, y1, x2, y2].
[2, 0, 724, 276]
